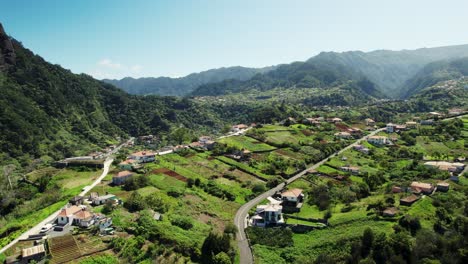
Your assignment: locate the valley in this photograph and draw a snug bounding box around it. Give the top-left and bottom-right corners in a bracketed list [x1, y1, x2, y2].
[1, 14, 468, 264]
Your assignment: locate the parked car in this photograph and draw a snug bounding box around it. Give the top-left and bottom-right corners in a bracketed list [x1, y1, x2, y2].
[40, 224, 54, 233]
[53, 226, 64, 232]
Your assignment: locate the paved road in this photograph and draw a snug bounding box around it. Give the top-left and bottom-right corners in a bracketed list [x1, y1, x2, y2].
[0, 138, 133, 255]
[218, 127, 252, 139]
[234, 128, 385, 264]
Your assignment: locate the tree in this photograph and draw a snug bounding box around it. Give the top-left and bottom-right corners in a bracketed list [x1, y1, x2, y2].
[212, 252, 231, 264]
[361, 228, 374, 257]
[124, 191, 146, 212]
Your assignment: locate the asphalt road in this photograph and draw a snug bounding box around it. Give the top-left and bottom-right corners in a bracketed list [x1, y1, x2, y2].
[0, 138, 134, 255]
[234, 128, 385, 264]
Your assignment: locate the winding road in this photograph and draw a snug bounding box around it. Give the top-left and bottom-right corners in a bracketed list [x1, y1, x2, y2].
[0, 138, 133, 255]
[234, 128, 385, 264]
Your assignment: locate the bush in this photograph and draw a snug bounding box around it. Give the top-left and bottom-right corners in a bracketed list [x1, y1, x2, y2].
[170, 216, 194, 229]
[246, 227, 293, 247]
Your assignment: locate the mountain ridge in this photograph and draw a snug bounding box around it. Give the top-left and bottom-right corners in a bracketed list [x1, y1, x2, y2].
[103, 65, 276, 96]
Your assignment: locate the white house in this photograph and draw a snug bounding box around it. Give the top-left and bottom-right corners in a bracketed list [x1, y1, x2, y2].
[386, 123, 396, 133]
[367, 136, 391, 145]
[250, 199, 285, 227]
[57, 205, 95, 227]
[57, 205, 83, 225]
[334, 132, 351, 139]
[281, 188, 304, 204]
[92, 194, 117, 206]
[129, 151, 156, 163]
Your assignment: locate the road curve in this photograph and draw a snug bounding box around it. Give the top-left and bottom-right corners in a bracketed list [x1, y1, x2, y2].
[234, 128, 385, 264]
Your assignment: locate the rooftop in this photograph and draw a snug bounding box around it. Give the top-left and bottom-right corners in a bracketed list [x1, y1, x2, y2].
[22, 244, 45, 258]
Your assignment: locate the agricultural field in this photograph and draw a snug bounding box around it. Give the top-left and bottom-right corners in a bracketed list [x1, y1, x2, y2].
[249, 116, 468, 263]
[0, 167, 102, 249]
[218, 135, 276, 152]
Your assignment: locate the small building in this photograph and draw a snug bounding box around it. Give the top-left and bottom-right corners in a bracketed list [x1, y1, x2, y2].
[231, 124, 248, 132]
[98, 217, 113, 232]
[353, 145, 370, 154]
[410, 182, 434, 194]
[21, 244, 46, 264]
[92, 194, 117, 206]
[365, 118, 375, 126]
[118, 159, 137, 170]
[112, 170, 133, 185]
[334, 132, 351, 139]
[400, 194, 420, 206]
[129, 151, 156, 163]
[436, 182, 450, 192]
[382, 207, 398, 217]
[331, 117, 342, 123]
[420, 119, 434, 126]
[405, 121, 418, 128]
[69, 196, 84, 205]
[340, 166, 360, 174]
[281, 188, 304, 205]
[386, 123, 397, 133]
[450, 175, 459, 182]
[392, 186, 403, 193]
[424, 161, 465, 173]
[367, 136, 391, 145]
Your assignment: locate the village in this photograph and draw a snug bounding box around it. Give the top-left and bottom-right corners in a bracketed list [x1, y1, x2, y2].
[2, 108, 467, 264]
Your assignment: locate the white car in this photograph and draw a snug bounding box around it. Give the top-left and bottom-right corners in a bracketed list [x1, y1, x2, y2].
[39, 223, 54, 233]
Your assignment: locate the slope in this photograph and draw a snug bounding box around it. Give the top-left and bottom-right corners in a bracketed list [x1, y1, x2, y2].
[0, 23, 222, 163]
[311, 44, 468, 97]
[103, 65, 275, 96]
[401, 57, 468, 98]
[191, 56, 385, 104]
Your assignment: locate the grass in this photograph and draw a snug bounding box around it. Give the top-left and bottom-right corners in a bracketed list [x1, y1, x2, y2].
[218, 136, 276, 152]
[216, 156, 274, 180]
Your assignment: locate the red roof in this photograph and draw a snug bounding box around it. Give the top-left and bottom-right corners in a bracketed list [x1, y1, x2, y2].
[130, 151, 155, 157]
[282, 188, 303, 198]
[119, 159, 136, 165]
[115, 170, 133, 178]
[58, 205, 82, 217]
[74, 210, 93, 220]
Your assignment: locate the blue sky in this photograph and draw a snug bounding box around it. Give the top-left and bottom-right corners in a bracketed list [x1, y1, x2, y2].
[1, 0, 468, 79]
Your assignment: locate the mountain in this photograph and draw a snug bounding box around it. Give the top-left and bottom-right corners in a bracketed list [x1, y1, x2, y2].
[191, 44, 468, 99]
[191, 56, 385, 104]
[0, 23, 225, 163]
[400, 57, 468, 98]
[312, 45, 468, 97]
[103, 66, 275, 96]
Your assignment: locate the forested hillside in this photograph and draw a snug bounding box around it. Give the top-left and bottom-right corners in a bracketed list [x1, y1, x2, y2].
[0, 23, 226, 164]
[312, 44, 468, 97]
[401, 57, 468, 98]
[103, 65, 275, 96]
[191, 58, 384, 102]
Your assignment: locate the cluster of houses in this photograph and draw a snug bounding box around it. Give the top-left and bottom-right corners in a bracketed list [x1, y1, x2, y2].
[424, 161, 466, 182]
[56, 204, 113, 231]
[59, 193, 117, 230]
[231, 124, 249, 132]
[189, 136, 216, 150]
[250, 188, 304, 227]
[115, 150, 157, 185]
[391, 181, 450, 208]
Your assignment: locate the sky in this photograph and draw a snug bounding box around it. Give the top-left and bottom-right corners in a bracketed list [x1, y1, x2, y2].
[1, 0, 468, 79]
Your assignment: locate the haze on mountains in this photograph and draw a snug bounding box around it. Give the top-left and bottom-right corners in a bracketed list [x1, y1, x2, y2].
[106, 44, 468, 98]
[1, 20, 467, 166]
